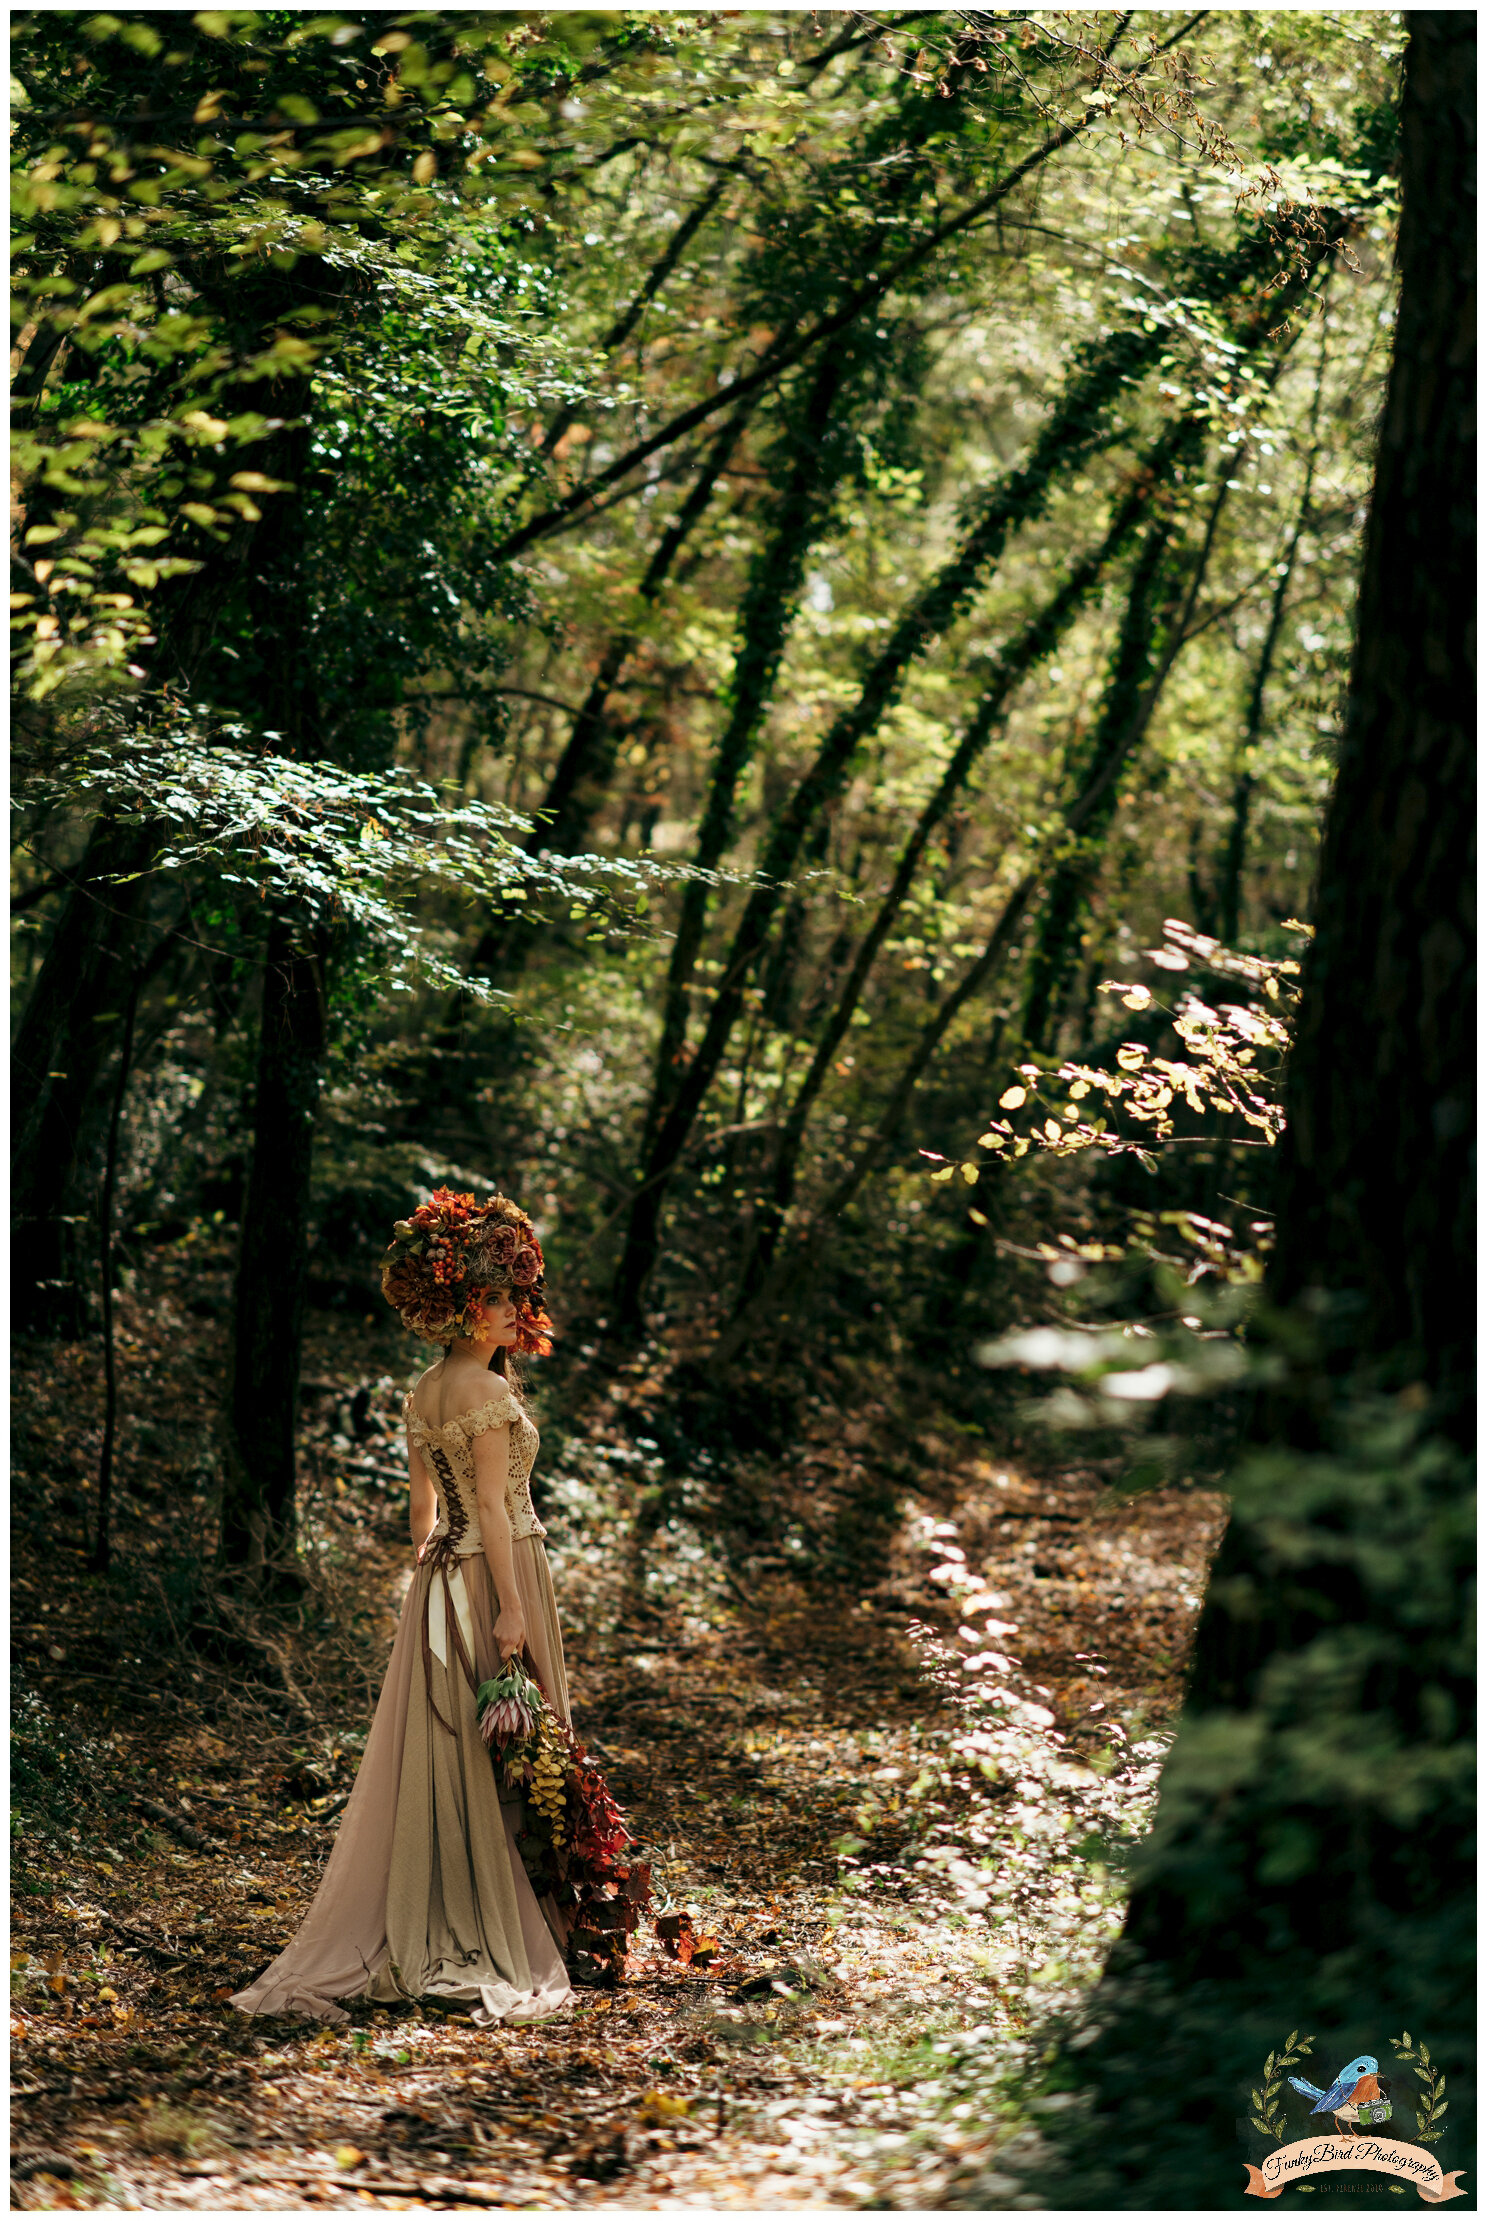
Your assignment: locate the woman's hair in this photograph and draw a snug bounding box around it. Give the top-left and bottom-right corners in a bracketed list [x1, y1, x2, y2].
[381, 1188, 554, 1355]
[488, 1345, 526, 1394]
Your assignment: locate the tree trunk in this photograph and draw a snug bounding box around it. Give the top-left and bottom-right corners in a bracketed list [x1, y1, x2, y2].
[613, 219, 1324, 1323]
[10, 399, 308, 1339]
[613, 310, 1183, 1321]
[220, 919, 331, 1574]
[11, 818, 155, 1335]
[739, 424, 1184, 1302]
[92, 971, 140, 1574]
[718, 444, 1251, 1357]
[1216, 413, 1322, 942]
[220, 419, 334, 1576]
[643, 346, 853, 1154]
[524, 402, 751, 870]
[1060, 20, 1475, 2201]
[1020, 428, 1206, 1051]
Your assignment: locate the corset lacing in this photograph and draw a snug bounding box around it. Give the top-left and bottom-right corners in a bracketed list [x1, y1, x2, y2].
[419, 1439, 478, 1736]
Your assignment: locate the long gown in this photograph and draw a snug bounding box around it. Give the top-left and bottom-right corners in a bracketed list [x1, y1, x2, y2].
[231, 1379, 573, 2026]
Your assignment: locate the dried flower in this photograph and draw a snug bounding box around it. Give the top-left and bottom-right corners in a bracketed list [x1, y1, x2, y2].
[381, 1186, 553, 1353]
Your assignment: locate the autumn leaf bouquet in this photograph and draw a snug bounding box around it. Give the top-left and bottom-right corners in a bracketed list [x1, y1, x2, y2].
[476, 1656, 652, 1972]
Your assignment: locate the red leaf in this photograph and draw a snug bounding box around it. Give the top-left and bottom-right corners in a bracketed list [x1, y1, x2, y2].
[656, 1910, 696, 1961]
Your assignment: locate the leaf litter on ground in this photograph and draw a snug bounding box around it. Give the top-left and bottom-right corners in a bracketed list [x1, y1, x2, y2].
[11, 1236, 1223, 2209]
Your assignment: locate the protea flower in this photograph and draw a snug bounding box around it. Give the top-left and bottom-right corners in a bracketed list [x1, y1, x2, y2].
[477, 1658, 545, 1750]
[479, 1692, 537, 1746]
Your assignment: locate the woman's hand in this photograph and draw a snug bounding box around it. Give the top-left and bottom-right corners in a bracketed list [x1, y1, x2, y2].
[494, 1603, 527, 1663]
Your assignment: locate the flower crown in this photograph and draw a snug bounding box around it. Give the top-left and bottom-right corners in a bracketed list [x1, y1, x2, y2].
[381, 1187, 553, 1354]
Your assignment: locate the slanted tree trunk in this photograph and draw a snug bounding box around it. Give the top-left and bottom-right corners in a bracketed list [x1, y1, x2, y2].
[643, 346, 853, 1154]
[614, 220, 1324, 1324]
[1059, 19, 1475, 2202]
[613, 311, 1184, 1322]
[482, 395, 752, 946]
[736, 424, 1185, 1304]
[1019, 428, 1204, 1051]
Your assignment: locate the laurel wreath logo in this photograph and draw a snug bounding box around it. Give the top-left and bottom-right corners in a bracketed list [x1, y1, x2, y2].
[1390, 2032, 1448, 2145]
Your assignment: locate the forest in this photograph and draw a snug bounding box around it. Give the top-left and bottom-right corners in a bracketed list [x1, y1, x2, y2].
[11, 8, 1473, 2212]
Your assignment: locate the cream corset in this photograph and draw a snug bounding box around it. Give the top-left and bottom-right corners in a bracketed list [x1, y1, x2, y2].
[403, 1381, 546, 1549]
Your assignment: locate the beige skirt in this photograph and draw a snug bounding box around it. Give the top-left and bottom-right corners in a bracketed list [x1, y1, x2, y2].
[231, 1537, 572, 2026]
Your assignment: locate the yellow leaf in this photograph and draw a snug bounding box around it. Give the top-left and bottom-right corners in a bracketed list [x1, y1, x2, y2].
[333, 2146, 365, 2170]
[929, 1165, 955, 1183]
[1068, 1079, 1090, 1099]
[1043, 1120, 1060, 1142]
[412, 150, 438, 184]
[978, 1131, 1008, 1148]
[1115, 1045, 1144, 1071]
[999, 1085, 1026, 1109]
[960, 1163, 979, 1185]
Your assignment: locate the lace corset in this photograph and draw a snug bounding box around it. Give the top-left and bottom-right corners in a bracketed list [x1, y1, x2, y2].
[403, 1380, 545, 1551]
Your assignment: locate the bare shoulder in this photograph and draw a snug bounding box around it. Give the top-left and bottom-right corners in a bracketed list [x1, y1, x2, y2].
[441, 1359, 512, 1423]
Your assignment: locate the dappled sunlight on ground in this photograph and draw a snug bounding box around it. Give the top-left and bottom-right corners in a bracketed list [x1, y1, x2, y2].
[12, 1278, 1223, 2209]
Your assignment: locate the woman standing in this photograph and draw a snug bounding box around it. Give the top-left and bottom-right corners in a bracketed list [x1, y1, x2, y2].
[233, 1189, 578, 2026]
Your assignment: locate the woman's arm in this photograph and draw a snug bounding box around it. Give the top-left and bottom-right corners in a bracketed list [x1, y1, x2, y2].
[408, 1437, 438, 1559]
[473, 1422, 526, 1662]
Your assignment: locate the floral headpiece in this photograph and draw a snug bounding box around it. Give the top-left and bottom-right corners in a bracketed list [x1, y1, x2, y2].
[381, 1187, 553, 1354]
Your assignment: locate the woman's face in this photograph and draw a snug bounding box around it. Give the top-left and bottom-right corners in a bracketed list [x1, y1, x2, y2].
[477, 1292, 520, 1347]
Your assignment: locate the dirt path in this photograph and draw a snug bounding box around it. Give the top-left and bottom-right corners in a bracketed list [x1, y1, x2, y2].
[12, 1300, 1223, 2211]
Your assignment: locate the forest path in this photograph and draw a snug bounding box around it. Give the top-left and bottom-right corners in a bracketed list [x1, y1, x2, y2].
[12, 1309, 1221, 2211]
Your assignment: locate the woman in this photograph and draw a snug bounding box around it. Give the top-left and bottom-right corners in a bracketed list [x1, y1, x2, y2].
[232, 1189, 575, 2026]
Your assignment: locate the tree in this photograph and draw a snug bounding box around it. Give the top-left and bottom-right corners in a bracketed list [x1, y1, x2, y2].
[11, 9, 1401, 1595]
[1048, 16, 1474, 2202]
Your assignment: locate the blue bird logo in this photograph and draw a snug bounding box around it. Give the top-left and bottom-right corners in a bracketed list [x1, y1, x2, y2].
[1288, 2054, 1391, 2136]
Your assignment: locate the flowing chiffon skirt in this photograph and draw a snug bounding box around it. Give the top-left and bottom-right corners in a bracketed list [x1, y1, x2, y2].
[231, 1536, 573, 2026]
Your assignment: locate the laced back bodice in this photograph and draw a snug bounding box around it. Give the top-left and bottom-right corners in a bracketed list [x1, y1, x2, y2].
[403, 1378, 545, 1552]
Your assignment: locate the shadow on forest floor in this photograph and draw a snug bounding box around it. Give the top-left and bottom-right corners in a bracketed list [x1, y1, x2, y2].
[11, 1253, 1222, 2210]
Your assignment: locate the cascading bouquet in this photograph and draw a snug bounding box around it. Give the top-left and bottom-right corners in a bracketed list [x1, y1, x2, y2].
[476, 1655, 652, 1976]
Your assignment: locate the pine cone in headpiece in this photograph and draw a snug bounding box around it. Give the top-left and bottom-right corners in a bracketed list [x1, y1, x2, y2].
[380, 1187, 553, 1353]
